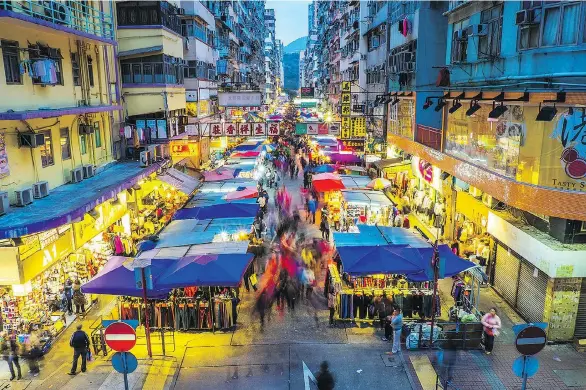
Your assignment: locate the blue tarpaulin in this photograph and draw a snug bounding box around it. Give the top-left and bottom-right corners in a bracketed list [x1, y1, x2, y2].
[155, 218, 253, 248]
[174, 202, 260, 220]
[156, 253, 254, 288]
[233, 142, 263, 152]
[336, 245, 422, 276]
[332, 231, 388, 246]
[310, 164, 336, 173]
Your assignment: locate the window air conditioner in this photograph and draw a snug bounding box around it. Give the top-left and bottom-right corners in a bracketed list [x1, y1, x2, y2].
[467, 24, 487, 36]
[454, 29, 468, 41]
[515, 9, 537, 25]
[79, 124, 94, 134]
[19, 132, 45, 148]
[71, 167, 84, 183]
[15, 187, 33, 206]
[0, 191, 8, 216]
[32, 181, 50, 199]
[82, 164, 95, 178]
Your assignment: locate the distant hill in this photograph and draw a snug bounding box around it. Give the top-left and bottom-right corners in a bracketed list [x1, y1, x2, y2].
[284, 36, 307, 54]
[283, 52, 300, 90]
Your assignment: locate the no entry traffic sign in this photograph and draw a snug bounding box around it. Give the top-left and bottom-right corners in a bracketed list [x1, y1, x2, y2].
[104, 321, 137, 352]
[515, 325, 547, 356]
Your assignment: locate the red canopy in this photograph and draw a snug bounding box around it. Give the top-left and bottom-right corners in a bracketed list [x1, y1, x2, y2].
[312, 173, 345, 192]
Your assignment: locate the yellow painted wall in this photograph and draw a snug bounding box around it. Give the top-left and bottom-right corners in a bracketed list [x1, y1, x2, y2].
[0, 113, 113, 204]
[123, 87, 186, 117]
[0, 20, 116, 111]
[117, 28, 184, 59]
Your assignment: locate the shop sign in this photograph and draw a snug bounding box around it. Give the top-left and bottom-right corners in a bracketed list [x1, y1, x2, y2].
[170, 140, 198, 157]
[218, 92, 262, 107]
[230, 109, 244, 117]
[318, 123, 329, 135]
[341, 118, 351, 139]
[0, 247, 20, 285]
[38, 229, 59, 249]
[268, 122, 280, 136]
[198, 100, 210, 116]
[306, 123, 318, 135]
[328, 123, 340, 136]
[18, 235, 41, 259]
[22, 229, 74, 282]
[224, 123, 237, 136]
[300, 87, 315, 98]
[253, 123, 267, 136]
[351, 117, 366, 137]
[340, 139, 365, 152]
[210, 123, 224, 137]
[237, 123, 252, 136]
[551, 108, 586, 187]
[341, 81, 351, 92]
[295, 123, 307, 135]
[186, 90, 198, 102]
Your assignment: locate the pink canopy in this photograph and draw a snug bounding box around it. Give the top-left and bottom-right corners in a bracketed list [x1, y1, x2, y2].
[203, 167, 235, 182]
[231, 151, 260, 158]
[224, 187, 258, 201]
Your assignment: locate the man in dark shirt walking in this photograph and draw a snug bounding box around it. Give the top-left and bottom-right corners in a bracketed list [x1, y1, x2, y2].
[316, 361, 335, 390]
[68, 324, 90, 375]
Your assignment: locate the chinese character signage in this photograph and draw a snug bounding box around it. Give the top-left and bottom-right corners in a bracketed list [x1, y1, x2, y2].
[210, 123, 223, 137]
[307, 123, 318, 135]
[340, 139, 365, 152]
[268, 122, 280, 136]
[237, 123, 252, 136]
[295, 123, 307, 135]
[185, 124, 199, 136]
[351, 117, 366, 137]
[254, 123, 267, 136]
[318, 123, 329, 135]
[224, 123, 237, 136]
[341, 117, 351, 139]
[341, 81, 351, 92]
[328, 123, 340, 136]
[300, 87, 315, 98]
[218, 92, 262, 107]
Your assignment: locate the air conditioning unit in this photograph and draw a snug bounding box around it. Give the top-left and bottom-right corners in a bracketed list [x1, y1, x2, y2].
[71, 167, 84, 183]
[454, 29, 468, 41]
[79, 124, 94, 134]
[515, 9, 537, 25]
[0, 191, 8, 216]
[46, 1, 71, 25]
[147, 145, 157, 162]
[15, 187, 33, 207]
[468, 24, 487, 36]
[32, 181, 50, 199]
[155, 145, 164, 161]
[18, 132, 46, 148]
[140, 151, 151, 167]
[82, 164, 95, 178]
[184, 38, 190, 50]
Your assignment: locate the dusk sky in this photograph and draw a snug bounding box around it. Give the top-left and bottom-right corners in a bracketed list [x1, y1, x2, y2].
[266, 0, 311, 46]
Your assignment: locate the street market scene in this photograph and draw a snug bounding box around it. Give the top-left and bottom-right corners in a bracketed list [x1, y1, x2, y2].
[1, 1, 586, 389]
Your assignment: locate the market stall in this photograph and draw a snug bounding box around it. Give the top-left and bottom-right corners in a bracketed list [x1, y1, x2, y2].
[340, 190, 393, 226]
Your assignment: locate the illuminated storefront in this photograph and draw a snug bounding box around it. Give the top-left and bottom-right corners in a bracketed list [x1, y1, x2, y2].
[445, 104, 586, 192]
[388, 99, 415, 140]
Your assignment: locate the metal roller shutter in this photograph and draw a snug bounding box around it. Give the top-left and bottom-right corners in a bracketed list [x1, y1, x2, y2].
[493, 244, 520, 307]
[574, 279, 586, 339]
[516, 260, 548, 323]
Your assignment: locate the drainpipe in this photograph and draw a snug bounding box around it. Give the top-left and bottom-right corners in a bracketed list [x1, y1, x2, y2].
[382, 5, 391, 159]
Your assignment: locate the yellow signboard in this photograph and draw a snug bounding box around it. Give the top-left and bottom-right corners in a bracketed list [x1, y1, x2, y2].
[341, 81, 351, 92]
[170, 140, 199, 158]
[352, 117, 366, 137]
[341, 105, 351, 116]
[341, 117, 352, 139]
[341, 93, 351, 104]
[22, 230, 74, 282]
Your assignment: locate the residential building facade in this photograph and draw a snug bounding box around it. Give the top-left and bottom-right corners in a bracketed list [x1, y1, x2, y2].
[264, 8, 277, 104]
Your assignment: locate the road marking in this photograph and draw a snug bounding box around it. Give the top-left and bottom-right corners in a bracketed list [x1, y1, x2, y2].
[302, 361, 316, 390]
[409, 355, 436, 390]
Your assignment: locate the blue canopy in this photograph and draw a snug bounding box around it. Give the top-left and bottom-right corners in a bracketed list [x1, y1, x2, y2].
[333, 231, 388, 247]
[157, 253, 254, 288]
[404, 245, 477, 280]
[81, 256, 172, 298]
[311, 164, 336, 173]
[174, 202, 260, 220]
[336, 245, 422, 276]
[233, 142, 262, 152]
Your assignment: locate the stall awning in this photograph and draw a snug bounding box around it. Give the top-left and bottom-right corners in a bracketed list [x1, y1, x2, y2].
[200, 179, 257, 193]
[155, 218, 253, 248]
[158, 167, 200, 195]
[333, 230, 388, 246]
[373, 158, 404, 169]
[340, 175, 371, 189]
[312, 173, 345, 192]
[233, 142, 263, 152]
[173, 202, 260, 220]
[81, 256, 172, 297]
[328, 152, 362, 164]
[184, 192, 257, 208]
[0, 161, 162, 239]
[341, 190, 393, 208]
[156, 253, 254, 288]
[337, 245, 422, 276]
[376, 226, 432, 248]
[138, 241, 250, 259]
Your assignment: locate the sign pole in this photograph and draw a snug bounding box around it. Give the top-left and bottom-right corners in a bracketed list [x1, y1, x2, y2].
[428, 241, 439, 349]
[521, 355, 528, 390]
[141, 267, 153, 358]
[122, 352, 129, 390]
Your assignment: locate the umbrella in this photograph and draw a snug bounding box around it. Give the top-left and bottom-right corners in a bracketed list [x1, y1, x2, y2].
[156, 254, 254, 288]
[366, 178, 392, 190]
[203, 168, 236, 182]
[81, 256, 173, 297]
[312, 173, 345, 192]
[224, 187, 259, 201]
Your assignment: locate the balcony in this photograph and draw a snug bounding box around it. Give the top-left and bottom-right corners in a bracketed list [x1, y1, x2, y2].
[117, 1, 182, 36]
[121, 56, 185, 86]
[0, 0, 114, 42]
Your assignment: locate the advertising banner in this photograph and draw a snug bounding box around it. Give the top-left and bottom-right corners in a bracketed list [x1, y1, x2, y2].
[318, 123, 329, 135]
[253, 123, 267, 136]
[238, 123, 252, 136]
[328, 123, 341, 136]
[306, 123, 319, 135]
[219, 92, 262, 107]
[295, 123, 307, 135]
[268, 122, 280, 136]
[224, 123, 237, 137]
[210, 123, 223, 137]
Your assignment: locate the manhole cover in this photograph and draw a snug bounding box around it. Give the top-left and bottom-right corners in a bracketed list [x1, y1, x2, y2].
[381, 353, 403, 367]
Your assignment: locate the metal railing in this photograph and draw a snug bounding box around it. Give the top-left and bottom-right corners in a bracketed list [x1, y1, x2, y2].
[405, 321, 484, 350]
[0, 0, 114, 40]
[89, 315, 110, 357]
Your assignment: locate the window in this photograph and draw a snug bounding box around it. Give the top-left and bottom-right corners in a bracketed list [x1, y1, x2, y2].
[71, 53, 80, 86]
[28, 44, 63, 85]
[87, 56, 94, 87]
[2, 40, 20, 84]
[80, 134, 87, 155]
[185, 60, 196, 78]
[518, 1, 581, 49]
[94, 122, 102, 147]
[478, 5, 503, 58]
[368, 33, 380, 51]
[40, 130, 54, 167]
[60, 128, 71, 160]
[451, 18, 470, 63]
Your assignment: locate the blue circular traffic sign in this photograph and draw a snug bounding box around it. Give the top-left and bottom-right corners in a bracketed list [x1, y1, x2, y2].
[512, 356, 539, 378]
[112, 351, 138, 374]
